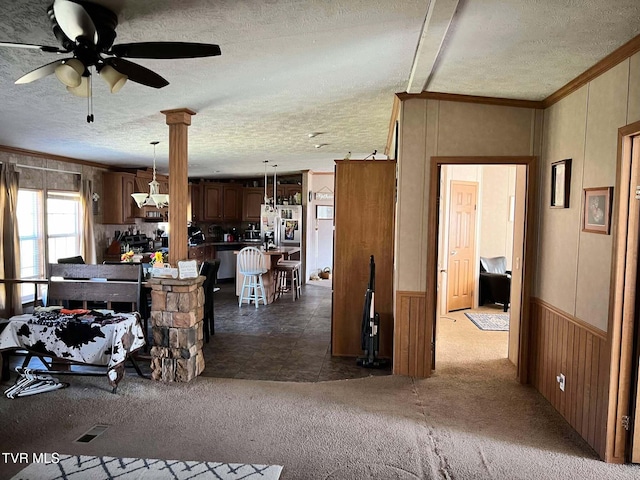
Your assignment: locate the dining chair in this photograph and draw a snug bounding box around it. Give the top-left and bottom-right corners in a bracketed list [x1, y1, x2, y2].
[200, 259, 220, 341]
[237, 247, 267, 308]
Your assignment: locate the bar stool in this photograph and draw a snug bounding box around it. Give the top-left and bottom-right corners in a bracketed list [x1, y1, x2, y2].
[273, 260, 302, 302]
[237, 247, 268, 308]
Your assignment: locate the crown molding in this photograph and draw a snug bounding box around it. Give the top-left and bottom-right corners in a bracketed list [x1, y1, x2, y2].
[396, 91, 544, 109]
[384, 95, 401, 157]
[0, 145, 111, 170]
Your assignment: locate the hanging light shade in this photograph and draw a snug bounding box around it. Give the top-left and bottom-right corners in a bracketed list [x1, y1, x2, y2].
[55, 58, 84, 87]
[99, 65, 127, 93]
[131, 141, 169, 209]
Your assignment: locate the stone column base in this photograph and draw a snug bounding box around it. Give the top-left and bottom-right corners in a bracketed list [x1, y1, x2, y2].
[148, 275, 205, 382]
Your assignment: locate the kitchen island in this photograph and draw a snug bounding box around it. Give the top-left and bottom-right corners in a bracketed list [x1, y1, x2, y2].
[234, 246, 301, 304]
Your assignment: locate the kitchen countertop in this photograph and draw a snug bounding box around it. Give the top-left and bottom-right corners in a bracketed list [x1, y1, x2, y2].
[189, 241, 260, 247]
[232, 246, 300, 256]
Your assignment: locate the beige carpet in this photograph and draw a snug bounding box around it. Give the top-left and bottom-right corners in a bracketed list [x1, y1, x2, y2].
[1, 308, 639, 479]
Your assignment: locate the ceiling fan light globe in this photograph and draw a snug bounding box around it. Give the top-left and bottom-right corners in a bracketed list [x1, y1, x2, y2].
[100, 65, 127, 93]
[66, 76, 89, 97]
[55, 58, 84, 87]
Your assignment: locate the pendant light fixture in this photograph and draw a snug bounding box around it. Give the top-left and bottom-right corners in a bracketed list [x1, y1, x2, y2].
[131, 141, 169, 208]
[263, 160, 270, 206]
[272, 164, 278, 206]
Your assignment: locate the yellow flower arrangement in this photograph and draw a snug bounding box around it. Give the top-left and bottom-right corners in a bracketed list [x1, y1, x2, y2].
[153, 251, 163, 264]
[121, 250, 134, 262]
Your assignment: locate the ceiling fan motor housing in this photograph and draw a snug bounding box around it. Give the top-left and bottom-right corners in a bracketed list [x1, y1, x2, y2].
[47, 1, 118, 55]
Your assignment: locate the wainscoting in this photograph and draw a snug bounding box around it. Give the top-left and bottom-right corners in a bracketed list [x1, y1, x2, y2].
[394, 291, 428, 377]
[529, 298, 609, 459]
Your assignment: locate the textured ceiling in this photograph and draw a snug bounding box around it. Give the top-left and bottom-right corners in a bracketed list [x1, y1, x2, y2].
[0, 0, 639, 178]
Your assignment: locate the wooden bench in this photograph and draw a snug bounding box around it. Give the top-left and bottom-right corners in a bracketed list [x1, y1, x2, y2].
[48, 263, 142, 310]
[1, 263, 147, 393]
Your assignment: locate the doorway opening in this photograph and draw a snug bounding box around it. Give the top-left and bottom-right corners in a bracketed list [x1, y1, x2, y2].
[425, 156, 537, 383]
[608, 121, 640, 463]
[435, 163, 526, 373]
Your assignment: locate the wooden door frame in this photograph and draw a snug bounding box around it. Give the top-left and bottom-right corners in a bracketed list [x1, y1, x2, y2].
[445, 180, 479, 313]
[607, 119, 640, 463]
[427, 156, 537, 383]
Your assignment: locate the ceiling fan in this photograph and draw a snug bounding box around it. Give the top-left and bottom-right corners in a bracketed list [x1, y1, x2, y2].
[0, 0, 221, 122]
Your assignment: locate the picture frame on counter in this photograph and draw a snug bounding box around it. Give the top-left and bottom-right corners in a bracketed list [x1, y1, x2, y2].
[178, 260, 199, 279]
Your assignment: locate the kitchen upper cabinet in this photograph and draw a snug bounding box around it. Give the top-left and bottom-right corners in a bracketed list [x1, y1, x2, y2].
[222, 184, 242, 221]
[266, 185, 285, 202]
[243, 187, 264, 221]
[102, 172, 136, 224]
[189, 183, 203, 222]
[191, 182, 244, 223]
[283, 185, 302, 203]
[202, 183, 223, 221]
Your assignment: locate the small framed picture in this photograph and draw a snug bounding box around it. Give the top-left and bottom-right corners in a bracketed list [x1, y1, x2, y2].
[316, 205, 333, 220]
[551, 159, 571, 208]
[582, 187, 613, 234]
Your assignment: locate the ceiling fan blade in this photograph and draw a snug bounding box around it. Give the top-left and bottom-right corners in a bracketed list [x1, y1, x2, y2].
[53, 0, 98, 45]
[15, 58, 69, 84]
[0, 42, 67, 53]
[104, 57, 169, 88]
[109, 42, 221, 59]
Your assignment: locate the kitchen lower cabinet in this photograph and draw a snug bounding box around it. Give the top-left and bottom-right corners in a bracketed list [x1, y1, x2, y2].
[188, 244, 214, 268]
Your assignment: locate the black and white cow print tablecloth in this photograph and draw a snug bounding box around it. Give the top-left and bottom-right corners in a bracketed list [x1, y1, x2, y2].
[0, 308, 145, 387]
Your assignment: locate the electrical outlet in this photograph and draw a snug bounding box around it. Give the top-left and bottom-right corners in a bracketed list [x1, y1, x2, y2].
[556, 373, 566, 392]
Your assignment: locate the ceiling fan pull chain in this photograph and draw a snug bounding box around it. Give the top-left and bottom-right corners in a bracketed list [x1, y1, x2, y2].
[86, 68, 94, 123]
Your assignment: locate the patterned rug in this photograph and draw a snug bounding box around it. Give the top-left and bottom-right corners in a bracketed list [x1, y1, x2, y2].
[464, 312, 509, 331]
[11, 454, 283, 480]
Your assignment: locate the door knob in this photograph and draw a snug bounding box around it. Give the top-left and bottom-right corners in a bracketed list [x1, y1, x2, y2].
[450, 251, 457, 256]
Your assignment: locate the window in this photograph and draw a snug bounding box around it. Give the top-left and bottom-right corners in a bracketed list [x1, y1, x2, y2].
[17, 189, 81, 303]
[47, 192, 81, 264]
[17, 190, 44, 282]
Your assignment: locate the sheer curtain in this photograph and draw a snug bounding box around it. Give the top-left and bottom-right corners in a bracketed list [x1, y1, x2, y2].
[80, 179, 96, 264]
[0, 163, 21, 317]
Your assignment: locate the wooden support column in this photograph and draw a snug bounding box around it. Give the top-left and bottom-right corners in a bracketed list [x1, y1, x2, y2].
[161, 108, 195, 266]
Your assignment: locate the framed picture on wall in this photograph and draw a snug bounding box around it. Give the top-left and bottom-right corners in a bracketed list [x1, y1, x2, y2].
[551, 159, 571, 208]
[582, 187, 613, 234]
[316, 205, 334, 220]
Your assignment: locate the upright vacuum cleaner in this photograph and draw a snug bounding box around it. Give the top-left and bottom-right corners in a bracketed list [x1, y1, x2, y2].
[357, 255, 389, 368]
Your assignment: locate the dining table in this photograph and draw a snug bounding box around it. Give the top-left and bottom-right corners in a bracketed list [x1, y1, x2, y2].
[0, 308, 145, 389]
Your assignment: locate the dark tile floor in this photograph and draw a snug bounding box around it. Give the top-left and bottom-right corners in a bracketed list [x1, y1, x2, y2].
[3, 281, 391, 384]
[200, 281, 392, 382]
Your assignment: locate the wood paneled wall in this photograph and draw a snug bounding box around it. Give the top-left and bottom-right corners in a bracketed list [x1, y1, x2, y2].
[529, 298, 609, 459]
[332, 160, 396, 357]
[394, 291, 428, 376]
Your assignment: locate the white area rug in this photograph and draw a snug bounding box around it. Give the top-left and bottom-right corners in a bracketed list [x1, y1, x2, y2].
[11, 454, 283, 480]
[464, 312, 509, 331]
